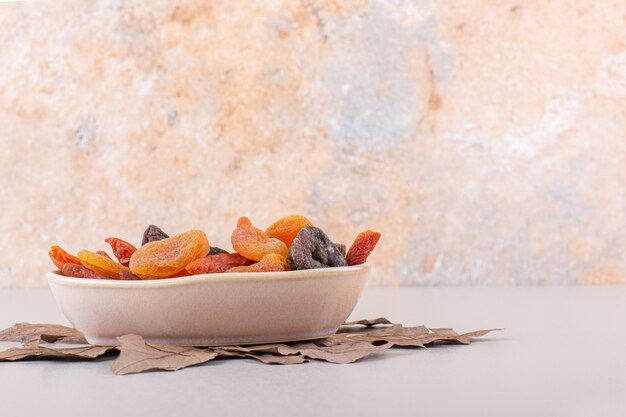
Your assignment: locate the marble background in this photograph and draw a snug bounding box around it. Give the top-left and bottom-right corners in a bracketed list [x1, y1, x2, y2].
[1, 0, 625, 287]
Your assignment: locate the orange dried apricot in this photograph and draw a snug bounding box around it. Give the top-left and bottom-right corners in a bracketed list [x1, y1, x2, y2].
[129, 230, 209, 278]
[186, 253, 252, 275]
[61, 263, 107, 279]
[265, 215, 313, 247]
[346, 230, 381, 266]
[231, 217, 288, 261]
[227, 254, 289, 273]
[49, 246, 81, 270]
[104, 237, 137, 266]
[78, 250, 130, 280]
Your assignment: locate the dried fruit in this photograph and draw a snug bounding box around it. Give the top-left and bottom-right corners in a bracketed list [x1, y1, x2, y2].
[287, 227, 347, 270]
[335, 243, 346, 257]
[119, 271, 141, 280]
[265, 215, 313, 247]
[228, 254, 289, 273]
[208, 246, 229, 255]
[141, 225, 169, 246]
[96, 251, 112, 259]
[231, 217, 288, 261]
[61, 263, 106, 279]
[78, 250, 130, 280]
[186, 253, 252, 275]
[346, 230, 381, 266]
[48, 246, 81, 270]
[130, 230, 209, 278]
[104, 237, 137, 266]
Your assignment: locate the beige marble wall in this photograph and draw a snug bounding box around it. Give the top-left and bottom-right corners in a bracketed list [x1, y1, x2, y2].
[1, 0, 625, 287]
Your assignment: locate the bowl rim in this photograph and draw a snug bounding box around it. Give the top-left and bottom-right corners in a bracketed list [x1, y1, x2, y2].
[46, 263, 369, 289]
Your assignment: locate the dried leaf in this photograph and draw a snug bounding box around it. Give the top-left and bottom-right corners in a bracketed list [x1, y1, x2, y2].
[214, 349, 307, 364]
[0, 321, 500, 373]
[112, 334, 218, 375]
[220, 341, 393, 364]
[342, 317, 395, 327]
[288, 341, 393, 364]
[0, 323, 87, 344]
[0, 340, 113, 361]
[321, 325, 500, 348]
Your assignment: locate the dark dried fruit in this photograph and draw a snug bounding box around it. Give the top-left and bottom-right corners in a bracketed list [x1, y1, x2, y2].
[141, 225, 169, 246]
[208, 246, 229, 255]
[61, 263, 106, 279]
[287, 227, 347, 270]
[335, 243, 346, 257]
[346, 230, 381, 266]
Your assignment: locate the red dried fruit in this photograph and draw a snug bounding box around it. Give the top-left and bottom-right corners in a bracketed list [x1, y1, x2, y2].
[186, 253, 252, 275]
[231, 217, 288, 261]
[130, 230, 209, 278]
[227, 254, 289, 273]
[49, 246, 81, 270]
[346, 230, 381, 266]
[61, 263, 107, 279]
[104, 237, 137, 267]
[119, 270, 141, 280]
[265, 215, 314, 247]
[78, 250, 130, 280]
[96, 251, 112, 259]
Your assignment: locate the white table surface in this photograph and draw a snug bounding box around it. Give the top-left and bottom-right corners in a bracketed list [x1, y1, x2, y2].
[0, 286, 624, 417]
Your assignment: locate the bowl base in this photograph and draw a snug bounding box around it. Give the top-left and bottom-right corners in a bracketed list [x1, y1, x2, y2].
[86, 327, 339, 346]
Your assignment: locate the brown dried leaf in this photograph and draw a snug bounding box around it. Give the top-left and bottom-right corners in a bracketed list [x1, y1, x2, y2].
[214, 349, 307, 364]
[112, 334, 218, 375]
[342, 317, 395, 327]
[0, 340, 113, 361]
[220, 341, 393, 364]
[289, 341, 392, 364]
[0, 320, 500, 373]
[0, 323, 87, 344]
[321, 325, 500, 348]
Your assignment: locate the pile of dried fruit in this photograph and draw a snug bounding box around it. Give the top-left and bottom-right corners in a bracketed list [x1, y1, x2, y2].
[49, 215, 381, 280]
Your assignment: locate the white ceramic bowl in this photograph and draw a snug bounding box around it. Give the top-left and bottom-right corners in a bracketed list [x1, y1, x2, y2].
[46, 264, 368, 346]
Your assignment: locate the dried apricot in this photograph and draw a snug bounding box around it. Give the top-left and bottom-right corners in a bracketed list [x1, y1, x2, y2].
[61, 263, 106, 279]
[142, 225, 169, 245]
[104, 237, 137, 266]
[228, 254, 289, 273]
[130, 230, 209, 278]
[186, 253, 252, 275]
[49, 246, 81, 270]
[231, 217, 288, 261]
[287, 226, 346, 270]
[78, 250, 130, 280]
[265, 215, 313, 247]
[346, 230, 381, 266]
